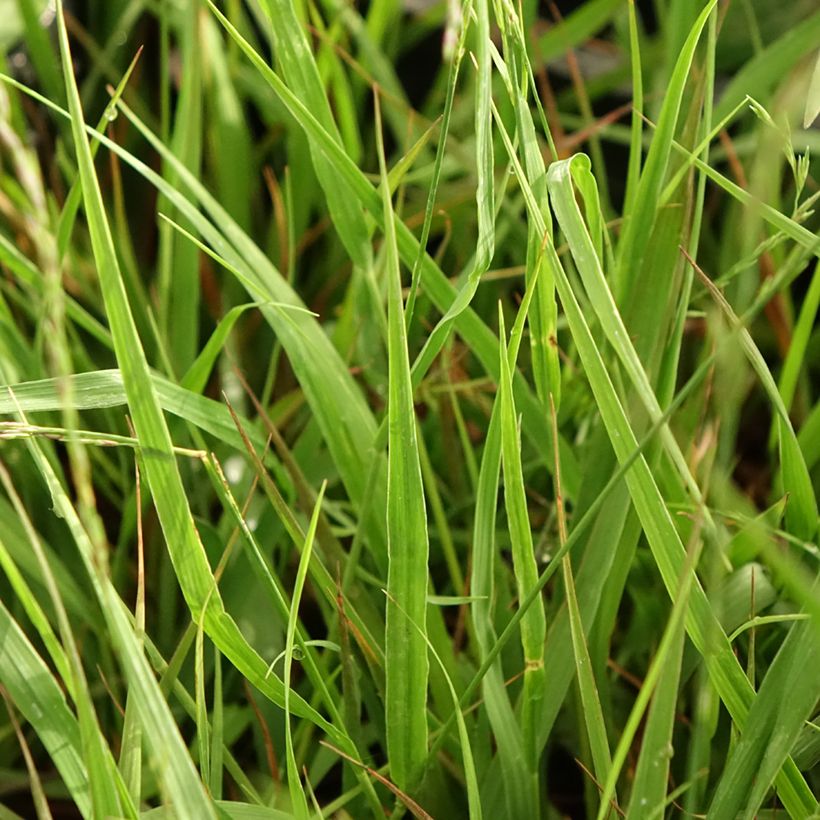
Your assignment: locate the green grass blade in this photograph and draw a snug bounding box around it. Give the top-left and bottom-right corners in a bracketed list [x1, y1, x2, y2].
[284, 484, 327, 819]
[0, 370, 283, 478]
[624, 613, 687, 820]
[0, 400, 128, 819]
[694, 265, 818, 541]
[209, 648, 224, 800]
[180, 302, 266, 394]
[195, 613, 211, 784]
[259, 0, 371, 269]
[620, 532, 701, 820]
[377, 93, 430, 792]
[549, 395, 613, 810]
[14, 407, 211, 818]
[562, 546, 612, 801]
[468, 264, 542, 817]
[55, 48, 142, 262]
[497, 305, 546, 769]
[387, 592, 483, 820]
[496, 8, 561, 409]
[404, 0, 495, 382]
[404, 4, 468, 329]
[805, 49, 820, 127]
[707, 583, 820, 819]
[669, 137, 820, 259]
[156, 0, 203, 373]
[0, 600, 90, 816]
[623, 0, 644, 218]
[615, 0, 716, 297]
[776, 261, 820, 416]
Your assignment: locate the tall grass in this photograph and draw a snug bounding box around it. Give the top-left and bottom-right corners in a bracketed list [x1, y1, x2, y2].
[0, 0, 818, 817]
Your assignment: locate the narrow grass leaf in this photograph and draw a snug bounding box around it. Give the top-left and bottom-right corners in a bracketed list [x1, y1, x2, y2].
[0, 370, 281, 477]
[377, 93, 430, 792]
[497, 10, 561, 408]
[195, 612, 211, 783]
[405, 4, 468, 328]
[180, 302, 266, 394]
[623, 0, 644, 217]
[157, 0, 202, 373]
[467, 263, 544, 816]
[1, 688, 53, 820]
[615, 0, 716, 297]
[0, 394, 128, 819]
[0, 600, 90, 816]
[284, 484, 327, 819]
[621, 529, 702, 820]
[387, 592, 482, 820]
[776, 261, 820, 416]
[16, 403, 211, 817]
[805, 49, 820, 127]
[407, 0, 495, 381]
[497, 305, 546, 768]
[693, 262, 818, 540]
[550, 402, 612, 799]
[707, 581, 820, 819]
[670, 139, 820, 259]
[259, 0, 371, 269]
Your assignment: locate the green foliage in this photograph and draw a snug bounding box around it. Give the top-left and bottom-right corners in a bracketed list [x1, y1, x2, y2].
[0, 1, 818, 817]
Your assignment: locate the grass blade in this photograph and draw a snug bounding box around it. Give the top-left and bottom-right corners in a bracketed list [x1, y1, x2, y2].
[377, 92, 430, 792]
[497, 302, 546, 771]
[615, 0, 716, 298]
[284, 483, 327, 818]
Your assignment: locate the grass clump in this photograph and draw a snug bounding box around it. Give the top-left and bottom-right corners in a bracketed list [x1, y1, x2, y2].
[0, 0, 818, 817]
